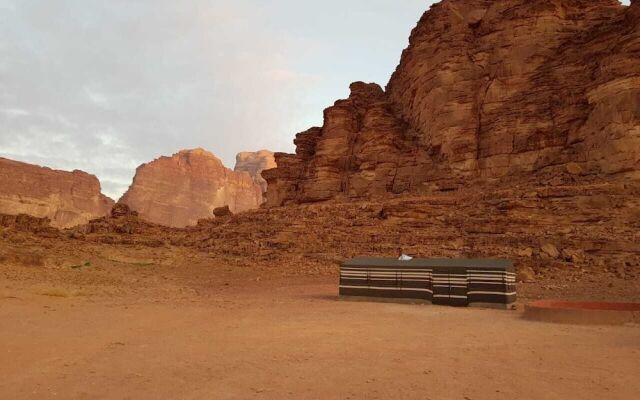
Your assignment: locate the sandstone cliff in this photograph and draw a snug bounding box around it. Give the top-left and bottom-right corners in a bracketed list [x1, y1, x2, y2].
[234, 150, 276, 193]
[119, 149, 263, 227]
[0, 157, 114, 228]
[264, 0, 640, 206]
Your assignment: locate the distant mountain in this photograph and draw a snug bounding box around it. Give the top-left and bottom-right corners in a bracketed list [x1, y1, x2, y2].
[0, 157, 114, 228]
[119, 148, 267, 227]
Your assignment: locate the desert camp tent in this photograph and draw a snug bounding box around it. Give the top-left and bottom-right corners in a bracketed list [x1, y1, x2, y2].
[340, 258, 516, 307]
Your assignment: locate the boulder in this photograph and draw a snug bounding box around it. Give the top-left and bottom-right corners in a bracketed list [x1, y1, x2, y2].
[213, 206, 233, 218]
[541, 243, 561, 259]
[517, 267, 536, 283]
[566, 163, 584, 176]
[111, 203, 138, 218]
[517, 248, 534, 258]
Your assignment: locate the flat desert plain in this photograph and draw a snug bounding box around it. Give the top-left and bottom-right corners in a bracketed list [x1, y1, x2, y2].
[1, 253, 639, 400]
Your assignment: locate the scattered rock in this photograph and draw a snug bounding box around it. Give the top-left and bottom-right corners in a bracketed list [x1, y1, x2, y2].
[67, 231, 85, 240]
[566, 163, 583, 175]
[615, 265, 627, 279]
[213, 206, 233, 218]
[0, 213, 52, 232]
[449, 238, 465, 250]
[517, 267, 536, 283]
[517, 248, 534, 258]
[562, 249, 585, 264]
[111, 203, 137, 218]
[541, 243, 561, 259]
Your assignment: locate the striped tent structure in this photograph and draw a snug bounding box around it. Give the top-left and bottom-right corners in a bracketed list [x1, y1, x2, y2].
[340, 258, 516, 308]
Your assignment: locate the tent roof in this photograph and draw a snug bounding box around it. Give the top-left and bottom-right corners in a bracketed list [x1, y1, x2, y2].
[341, 257, 513, 270]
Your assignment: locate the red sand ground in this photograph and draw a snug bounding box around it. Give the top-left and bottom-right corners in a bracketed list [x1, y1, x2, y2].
[524, 300, 640, 325]
[1, 259, 639, 400]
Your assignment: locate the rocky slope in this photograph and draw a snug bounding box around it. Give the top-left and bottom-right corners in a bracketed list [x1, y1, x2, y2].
[183, 173, 640, 286]
[2, 171, 637, 300]
[264, 0, 640, 206]
[119, 149, 263, 227]
[234, 150, 276, 193]
[0, 157, 114, 228]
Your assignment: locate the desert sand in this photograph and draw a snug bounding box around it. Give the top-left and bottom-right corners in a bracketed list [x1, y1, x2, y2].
[1, 250, 638, 400]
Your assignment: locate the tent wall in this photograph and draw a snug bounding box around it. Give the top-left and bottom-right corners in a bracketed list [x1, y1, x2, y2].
[339, 258, 516, 307]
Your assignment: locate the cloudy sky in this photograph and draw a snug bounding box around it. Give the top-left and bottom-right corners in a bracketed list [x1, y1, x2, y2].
[0, 0, 436, 199]
[1, 1, 632, 199]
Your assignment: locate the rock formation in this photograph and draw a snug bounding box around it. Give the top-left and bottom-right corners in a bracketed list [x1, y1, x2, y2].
[263, 83, 419, 206]
[264, 0, 640, 206]
[119, 149, 263, 227]
[212, 205, 233, 218]
[110, 203, 138, 219]
[0, 157, 114, 228]
[0, 213, 53, 232]
[234, 150, 276, 193]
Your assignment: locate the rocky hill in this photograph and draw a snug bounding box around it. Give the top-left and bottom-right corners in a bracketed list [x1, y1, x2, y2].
[0, 157, 114, 228]
[119, 149, 264, 227]
[3, 171, 637, 301]
[264, 0, 640, 206]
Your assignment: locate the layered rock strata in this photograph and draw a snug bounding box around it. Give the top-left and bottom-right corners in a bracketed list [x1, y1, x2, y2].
[0, 157, 114, 228]
[264, 0, 640, 206]
[119, 149, 263, 227]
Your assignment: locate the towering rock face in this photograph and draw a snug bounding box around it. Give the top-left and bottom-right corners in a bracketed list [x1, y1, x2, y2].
[264, 0, 640, 207]
[234, 150, 276, 193]
[263, 83, 420, 206]
[0, 157, 114, 228]
[119, 149, 263, 227]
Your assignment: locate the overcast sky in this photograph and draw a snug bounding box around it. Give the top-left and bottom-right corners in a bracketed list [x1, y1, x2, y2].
[0, 1, 631, 199]
[0, 0, 434, 199]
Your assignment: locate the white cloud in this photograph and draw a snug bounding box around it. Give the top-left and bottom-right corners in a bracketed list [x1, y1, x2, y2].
[83, 86, 111, 108]
[0, 0, 431, 200]
[1, 108, 30, 117]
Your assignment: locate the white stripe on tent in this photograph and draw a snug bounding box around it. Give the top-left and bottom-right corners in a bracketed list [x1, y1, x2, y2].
[434, 285, 468, 288]
[468, 291, 517, 296]
[341, 268, 433, 273]
[343, 277, 432, 282]
[340, 285, 433, 293]
[342, 274, 433, 279]
[468, 271, 516, 276]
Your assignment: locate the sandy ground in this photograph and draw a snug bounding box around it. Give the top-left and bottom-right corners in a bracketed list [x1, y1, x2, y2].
[1, 256, 639, 400]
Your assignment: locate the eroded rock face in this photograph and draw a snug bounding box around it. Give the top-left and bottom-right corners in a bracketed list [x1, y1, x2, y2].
[234, 150, 276, 193]
[119, 149, 263, 227]
[110, 203, 138, 219]
[0, 213, 52, 232]
[263, 83, 420, 206]
[265, 0, 640, 206]
[0, 157, 114, 228]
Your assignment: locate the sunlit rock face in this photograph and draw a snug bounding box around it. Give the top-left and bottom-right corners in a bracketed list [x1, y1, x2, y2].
[119, 149, 263, 227]
[265, 0, 640, 207]
[234, 150, 276, 193]
[0, 157, 114, 228]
